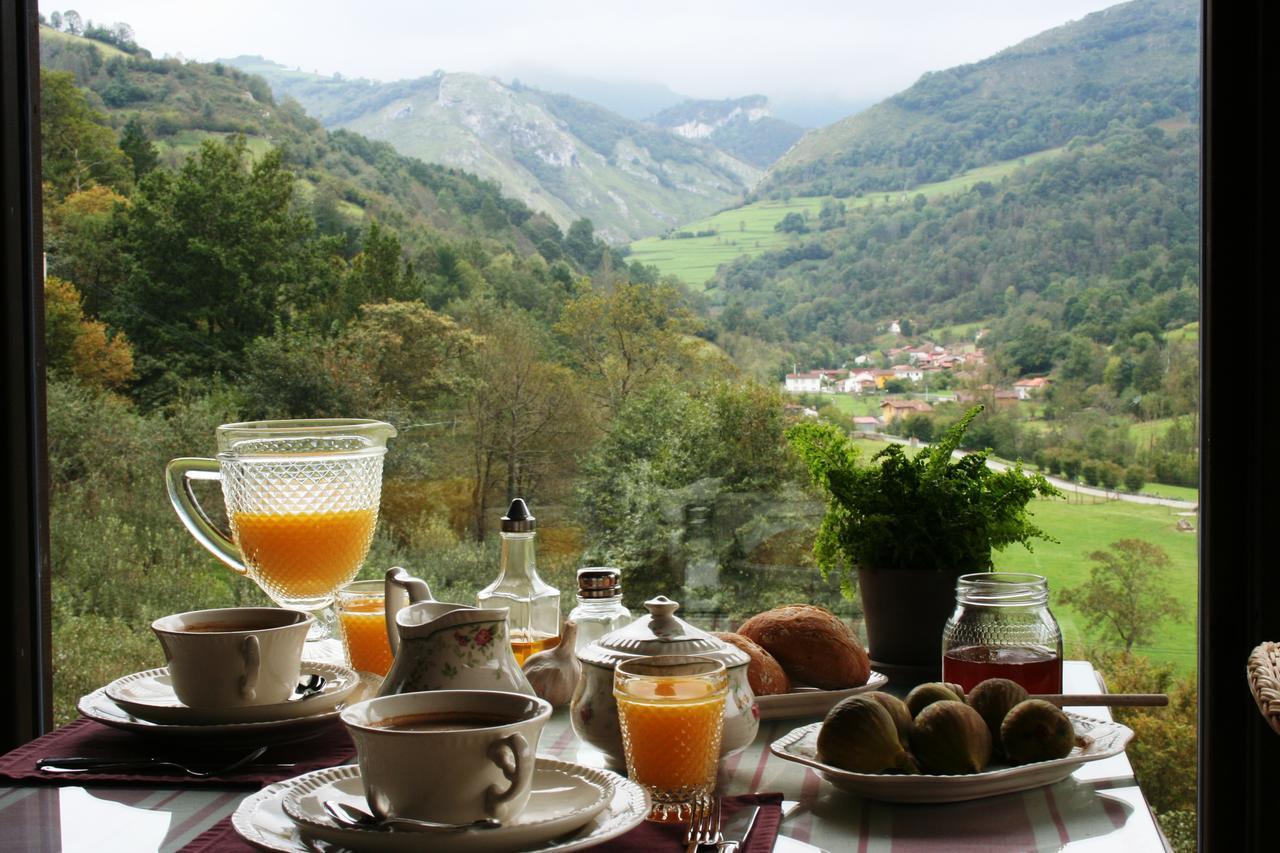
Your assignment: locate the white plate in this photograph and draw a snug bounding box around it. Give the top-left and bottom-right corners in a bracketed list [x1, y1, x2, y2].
[78, 672, 382, 742]
[754, 671, 889, 720]
[770, 712, 1133, 803]
[282, 761, 610, 852]
[105, 662, 360, 725]
[233, 758, 650, 852]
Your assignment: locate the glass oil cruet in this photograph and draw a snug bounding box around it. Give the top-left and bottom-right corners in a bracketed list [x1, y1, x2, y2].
[478, 498, 561, 665]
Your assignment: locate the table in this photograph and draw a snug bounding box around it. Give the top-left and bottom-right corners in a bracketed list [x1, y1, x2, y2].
[0, 661, 1170, 852]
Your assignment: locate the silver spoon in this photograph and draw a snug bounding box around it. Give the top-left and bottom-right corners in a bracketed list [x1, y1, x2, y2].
[289, 673, 327, 701]
[322, 800, 502, 833]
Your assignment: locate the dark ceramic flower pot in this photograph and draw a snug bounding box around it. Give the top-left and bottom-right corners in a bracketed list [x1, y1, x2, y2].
[857, 566, 964, 684]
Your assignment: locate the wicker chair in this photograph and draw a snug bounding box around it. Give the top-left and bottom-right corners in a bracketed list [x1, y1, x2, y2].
[1247, 642, 1280, 735]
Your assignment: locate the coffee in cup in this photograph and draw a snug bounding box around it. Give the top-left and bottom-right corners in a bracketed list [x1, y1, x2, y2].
[341, 690, 552, 823]
[152, 607, 312, 708]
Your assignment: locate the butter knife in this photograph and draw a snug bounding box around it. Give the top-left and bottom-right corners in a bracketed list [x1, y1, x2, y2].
[718, 804, 761, 853]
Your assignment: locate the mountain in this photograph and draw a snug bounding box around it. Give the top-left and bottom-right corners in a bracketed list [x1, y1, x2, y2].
[489, 65, 688, 121]
[761, 0, 1199, 198]
[223, 58, 762, 243]
[648, 96, 805, 169]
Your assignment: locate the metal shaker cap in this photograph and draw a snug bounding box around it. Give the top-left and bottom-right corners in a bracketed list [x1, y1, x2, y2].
[577, 567, 621, 599]
[500, 498, 535, 532]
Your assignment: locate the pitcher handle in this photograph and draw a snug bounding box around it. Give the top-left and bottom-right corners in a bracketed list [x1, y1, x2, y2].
[484, 732, 531, 820]
[384, 566, 434, 655]
[165, 457, 247, 574]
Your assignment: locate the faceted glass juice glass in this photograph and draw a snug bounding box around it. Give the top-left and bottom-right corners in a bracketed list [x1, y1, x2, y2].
[614, 655, 728, 822]
[167, 419, 395, 657]
[336, 579, 395, 676]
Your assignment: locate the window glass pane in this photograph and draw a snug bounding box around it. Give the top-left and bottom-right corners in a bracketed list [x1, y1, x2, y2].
[39, 2, 1198, 847]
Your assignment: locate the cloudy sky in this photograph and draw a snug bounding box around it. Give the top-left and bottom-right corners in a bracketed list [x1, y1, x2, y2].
[47, 1, 1121, 103]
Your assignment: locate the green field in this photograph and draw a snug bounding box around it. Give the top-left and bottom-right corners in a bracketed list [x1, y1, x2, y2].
[629, 148, 1064, 288]
[993, 497, 1197, 674]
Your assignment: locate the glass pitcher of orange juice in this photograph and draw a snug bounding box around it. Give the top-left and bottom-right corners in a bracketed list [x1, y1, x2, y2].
[166, 419, 396, 654]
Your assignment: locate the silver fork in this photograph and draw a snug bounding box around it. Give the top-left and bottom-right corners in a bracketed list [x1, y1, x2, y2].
[684, 796, 712, 853]
[37, 745, 275, 777]
[700, 797, 725, 850]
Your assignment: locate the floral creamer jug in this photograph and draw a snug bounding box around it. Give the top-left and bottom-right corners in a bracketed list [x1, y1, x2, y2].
[378, 566, 535, 697]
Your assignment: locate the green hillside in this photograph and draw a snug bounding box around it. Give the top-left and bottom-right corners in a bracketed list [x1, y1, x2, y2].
[763, 0, 1198, 197]
[628, 148, 1062, 288]
[39, 27, 569, 257]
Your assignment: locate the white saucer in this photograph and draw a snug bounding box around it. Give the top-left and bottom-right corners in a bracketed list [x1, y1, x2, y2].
[104, 662, 360, 725]
[78, 672, 382, 741]
[754, 670, 889, 720]
[233, 758, 650, 853]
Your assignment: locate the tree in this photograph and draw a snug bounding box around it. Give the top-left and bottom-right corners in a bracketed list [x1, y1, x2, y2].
[117, 136, 318, 389]
[774, 212, 807, 234]
[460, 307, 591, 540]
[1059, 539, 1185, 652]
[1124, 465, 1147, 493]
[44, 276, 134, 391]
[555, 281, 703, 415]
[50, 10, 62, 29]
[40, 70, 131, 199]
[63, 9, 82, 34]
[118, 116, 158, 181]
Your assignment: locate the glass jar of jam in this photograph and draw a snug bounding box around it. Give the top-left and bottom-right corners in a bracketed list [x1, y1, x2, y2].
[941, 572, 1063, 694]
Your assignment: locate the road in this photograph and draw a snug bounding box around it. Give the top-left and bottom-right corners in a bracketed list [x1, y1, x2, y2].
[871, 433, 1199, 511]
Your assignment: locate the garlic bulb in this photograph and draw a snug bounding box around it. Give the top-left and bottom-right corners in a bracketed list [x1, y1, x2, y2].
[522, 620, 581, 707]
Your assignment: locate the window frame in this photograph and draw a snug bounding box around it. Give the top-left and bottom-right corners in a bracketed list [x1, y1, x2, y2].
[3, 1, 1277, 848]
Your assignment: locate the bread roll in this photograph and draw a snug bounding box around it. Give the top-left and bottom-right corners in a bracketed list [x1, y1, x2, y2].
[737, 605, 870, 690]
[713, 631, 791, 695]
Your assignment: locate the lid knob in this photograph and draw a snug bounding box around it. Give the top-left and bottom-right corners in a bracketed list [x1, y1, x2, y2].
[644, 596, 681, 637]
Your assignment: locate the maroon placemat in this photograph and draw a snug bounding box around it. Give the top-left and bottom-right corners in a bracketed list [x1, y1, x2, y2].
[0, 718, 354, 787]
[189, 792, 785, 853]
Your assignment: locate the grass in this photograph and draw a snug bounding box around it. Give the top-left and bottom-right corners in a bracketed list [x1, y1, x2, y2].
[1139, 482, 1199, 502]
[629, 147, 1064, 288]
[993, 497, 1197, 674]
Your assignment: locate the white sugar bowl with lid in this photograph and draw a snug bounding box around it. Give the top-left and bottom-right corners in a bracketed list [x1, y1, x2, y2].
[571, 595, 758, 768]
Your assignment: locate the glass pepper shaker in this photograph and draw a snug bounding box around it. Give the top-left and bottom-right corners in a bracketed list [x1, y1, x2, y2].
[941, 572, 1063, 694]
[567, 567, 631, 652]
[478, 498, 561, 665]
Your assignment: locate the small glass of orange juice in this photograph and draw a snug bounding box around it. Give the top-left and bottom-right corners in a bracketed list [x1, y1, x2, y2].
[336, 580, 394, 676]
[614, 655, 728, 822]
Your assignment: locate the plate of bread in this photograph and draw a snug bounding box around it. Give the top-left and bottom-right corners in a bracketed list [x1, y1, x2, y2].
[715, 605, 887, 720]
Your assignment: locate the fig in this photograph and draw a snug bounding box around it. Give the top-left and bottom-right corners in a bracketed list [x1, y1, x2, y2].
[865, 691, 913, 747]
[1001, 699, 1075, 765]
[911, 700, 992, 774]
[817, 695, 919, 774]
[905, 682, 963, 718]
[966, 678, 1029, 757]
[943, 682, 967, 701]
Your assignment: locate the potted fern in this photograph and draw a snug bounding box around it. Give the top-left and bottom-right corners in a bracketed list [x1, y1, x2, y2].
[787, 406, 1060, 679]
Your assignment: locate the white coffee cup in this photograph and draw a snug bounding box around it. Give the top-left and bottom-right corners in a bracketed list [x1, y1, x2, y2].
[151, 607, 312, 707]
[341, 690, 552, 824]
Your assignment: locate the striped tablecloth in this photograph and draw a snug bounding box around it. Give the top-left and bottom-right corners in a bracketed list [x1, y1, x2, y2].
[0, 661, 1170, 852]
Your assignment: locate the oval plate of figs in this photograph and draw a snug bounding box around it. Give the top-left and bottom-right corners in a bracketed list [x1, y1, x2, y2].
[770, 712, 1133, 804]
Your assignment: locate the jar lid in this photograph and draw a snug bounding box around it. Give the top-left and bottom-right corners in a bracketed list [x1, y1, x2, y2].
[577, 596, 749, 669]
[577, 567, 622, 599]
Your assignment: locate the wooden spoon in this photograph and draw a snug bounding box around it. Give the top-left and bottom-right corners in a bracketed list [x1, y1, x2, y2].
[1030, 693, 1168, 707]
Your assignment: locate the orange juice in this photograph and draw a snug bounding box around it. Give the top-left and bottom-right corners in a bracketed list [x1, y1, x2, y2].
[231, 508, 376, 600]
[615, 677, 726, 793]
[337, 597, 394, 675]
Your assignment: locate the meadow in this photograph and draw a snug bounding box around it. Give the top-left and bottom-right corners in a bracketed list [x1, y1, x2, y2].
[628, 148, 1064, 288]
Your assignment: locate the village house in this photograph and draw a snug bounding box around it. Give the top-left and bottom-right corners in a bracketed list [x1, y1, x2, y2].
[879, 398, 933, 425]
[784, 369, 843, 394]
[852, 416, 880, 433]
[1014, 377, 1051, 400]
[891, 364, 925, 382]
